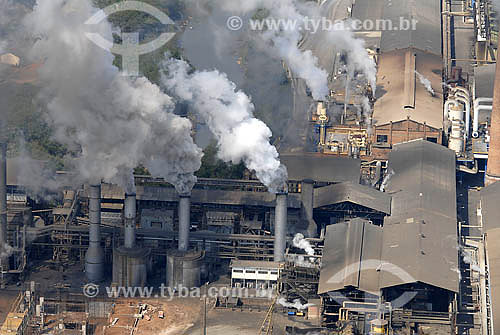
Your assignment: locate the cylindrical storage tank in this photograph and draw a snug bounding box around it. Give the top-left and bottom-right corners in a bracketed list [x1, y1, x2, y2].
[166, 250, 204, 289]
[448, 105, 464, 122]
[274, 193, 288, 262]
[449, 120, 465, 154]
[178, 195, 190, 251]
[112, 247, 150, 287]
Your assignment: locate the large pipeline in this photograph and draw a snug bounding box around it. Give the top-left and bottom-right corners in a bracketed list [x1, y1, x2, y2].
[124, 193, 136, 249]
[178, 195, 190, 251]
[274, 192, 288, 262]
[85, 184, 104, 282]
[486, 41, 500, 186]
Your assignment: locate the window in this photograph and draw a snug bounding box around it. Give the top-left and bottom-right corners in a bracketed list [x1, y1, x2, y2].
[426, 137, 437, 143]
[258, 271, 268, 274]
[246, 270, 255, 274]
[233, 269, 244, 273]
[377, 135, 388, 143]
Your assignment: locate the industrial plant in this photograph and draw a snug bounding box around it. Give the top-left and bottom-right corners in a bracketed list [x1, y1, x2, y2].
[2, 0, 500, 334]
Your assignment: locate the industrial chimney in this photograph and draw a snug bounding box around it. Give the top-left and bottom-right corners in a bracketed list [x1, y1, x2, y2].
[178, 194, 191, 251]
[301, 179, 317, 237]
[274, 192, 288, 262]
[124, 193, 136, 249]
[0, 142, 7, 272]
[486, 46, 500, 186]
[85, 184, 104, 282]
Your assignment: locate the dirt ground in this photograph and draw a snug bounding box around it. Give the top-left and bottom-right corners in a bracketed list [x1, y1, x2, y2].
[0, 290, 21, 325]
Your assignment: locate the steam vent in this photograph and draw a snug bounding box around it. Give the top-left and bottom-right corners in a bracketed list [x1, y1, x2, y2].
[7, 0, 500, 333]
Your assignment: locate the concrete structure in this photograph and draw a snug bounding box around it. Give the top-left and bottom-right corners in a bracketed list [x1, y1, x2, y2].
[112, 193, 150, 287]
[85, 184, 104, 282]
[178, 195, 190, 251]
[230, 260, 281, 290]
[486, 42, 500, 185]
[166, 249, 204, 288]
[274, 192, 288, 262]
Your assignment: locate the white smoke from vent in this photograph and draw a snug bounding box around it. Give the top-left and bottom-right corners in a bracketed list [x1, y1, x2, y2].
[277, 297, 314, 311]
[380, 168, 394, 192]
[23, 0, 202, 195]
[0, 244, 14, 260]
[162, 58, 288, 193]
[357, 96, 373, 135]
[460, 247, 484, 275]
[415, 71, 435, 96]
[293, 233, 314, 256]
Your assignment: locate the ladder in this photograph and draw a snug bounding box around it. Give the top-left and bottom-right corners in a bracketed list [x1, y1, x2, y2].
[259, 295, 278, 335]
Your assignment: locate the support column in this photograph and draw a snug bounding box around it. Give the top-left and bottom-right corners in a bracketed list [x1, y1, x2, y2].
[178, 195, 190, 251]
[85, 184, 104, 282]
[274, 192, 288, 262]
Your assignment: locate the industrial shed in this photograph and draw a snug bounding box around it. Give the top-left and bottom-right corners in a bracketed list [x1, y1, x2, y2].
[380, 140, 459, 293]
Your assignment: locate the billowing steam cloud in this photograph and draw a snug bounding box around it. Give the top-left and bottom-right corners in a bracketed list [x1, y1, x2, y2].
[162, 58, 288, 193]
[460, 247, 484, 275]
[356, 96, 373, 134]
[415, 71, 435, 96]
[292, 233, 314, 256]
[0, 244, 14, 260]
[278, 297, 314, 310]
[23, 0, 202, 194]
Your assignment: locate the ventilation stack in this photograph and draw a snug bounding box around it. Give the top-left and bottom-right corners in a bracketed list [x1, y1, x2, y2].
[486, 48, 500, 186]
[301, 179, 317, 237]
[274, 192, 288, 262]
[178, 194, 191, 251]
[0, 142, 8, 276]
[85, 184, 104, 282]
[112, 193, 150, 287]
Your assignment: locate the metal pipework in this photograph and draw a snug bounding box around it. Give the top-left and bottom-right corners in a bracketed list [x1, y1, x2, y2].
[274, 192, 288, 262]
[486, 40, 500, 186]
[454, 96, 471, 138]
[0, 143, 7, 269]
[178, 195, 191, 251]
[85, 184, 104, 282]
[472, 98, 494, 137]
[124, 193, 136, 249]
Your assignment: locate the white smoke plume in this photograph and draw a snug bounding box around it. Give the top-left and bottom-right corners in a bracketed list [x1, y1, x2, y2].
[460, 247, 484, 275]
[356, 96, 373, 134]
[23, 0, 202, 194]
[415, 71, 435, 96]
[162, 58, 288, 193]
[380, 168, 394, 192]
[278, 297, 314, 311]
[0, 244, 14, 260]
[292, 233, 314, 256]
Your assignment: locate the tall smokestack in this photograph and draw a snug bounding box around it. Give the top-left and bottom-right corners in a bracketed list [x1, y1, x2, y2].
[178, 194, 190, 251]
[301, 179, 317, 237]
[486, 44, 500, 186]
[274, 192, 288, 262]
[124, 193, 136, 249]
[0, 142, 7, 270]
[85, 184, 104, 282]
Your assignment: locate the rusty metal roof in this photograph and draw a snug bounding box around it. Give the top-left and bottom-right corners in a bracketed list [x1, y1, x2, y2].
[314, 182, 391, 214]
[318, 218, 383, 295]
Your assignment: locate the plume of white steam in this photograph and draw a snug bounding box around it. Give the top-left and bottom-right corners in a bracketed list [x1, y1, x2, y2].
[415, 71, 435, 96]
[278, 297, 314, 311]
[292, 233, 314, 255]
[356, 96, 373, 134]
[0, 244, 14, 260]
[460, 247, 484, 275]
[23, 0, 202, 194]
[380, 168, 394, 192]
[162, 58, 288, 193]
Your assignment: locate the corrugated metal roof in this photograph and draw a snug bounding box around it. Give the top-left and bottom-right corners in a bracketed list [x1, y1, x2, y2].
[480, 181, 500, 232]
[314, 182, 391, 214]
[280, 154, 361, 183]
[380, 140, 459, 293]
[474, 64, 495, 99]
[486, 228, 500, 335]
[318, 218, 383, 295]
[352, 0, 442, 55]
[230, 260, 282, 269]
[373, 49, 444, 129]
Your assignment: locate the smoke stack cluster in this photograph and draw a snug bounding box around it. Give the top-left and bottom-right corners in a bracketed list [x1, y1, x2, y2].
[85, 184, 104, 282]
[486, 41, 500, 186]
[124, 193, 136, 249]
[0, 142, 7, 270]
[274, 192, 288, 262]
[178, 194, 191, 251]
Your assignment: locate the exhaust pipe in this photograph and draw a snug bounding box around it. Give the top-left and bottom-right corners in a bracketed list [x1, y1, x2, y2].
[274, 192, 288, 262]
[178, 194, 190, 251]
[124, 193, 136, 249]
[85, 184, 104, 282]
